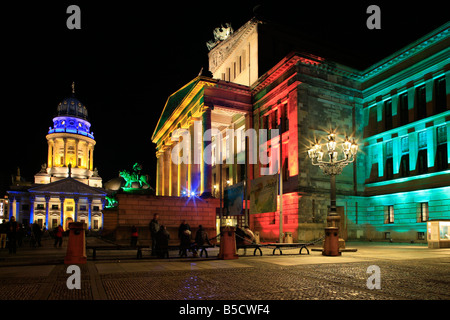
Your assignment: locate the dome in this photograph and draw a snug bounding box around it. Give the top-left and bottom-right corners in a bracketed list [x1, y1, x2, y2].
[56, 82, 88, 120]
[57, 96, 88, 120]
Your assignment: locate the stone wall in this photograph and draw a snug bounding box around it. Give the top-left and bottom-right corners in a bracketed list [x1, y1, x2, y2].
[104, 193, 220, 242]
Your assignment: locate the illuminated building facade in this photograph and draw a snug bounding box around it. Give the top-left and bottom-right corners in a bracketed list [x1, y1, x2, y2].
[7, 84, 106, 230]
[34, 82, 102, 187]
[154, 19, 449, 242]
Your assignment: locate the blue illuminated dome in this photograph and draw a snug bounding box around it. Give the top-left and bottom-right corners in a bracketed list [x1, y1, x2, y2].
[57, 96, 89, 120]
[48, 83, 94, 139]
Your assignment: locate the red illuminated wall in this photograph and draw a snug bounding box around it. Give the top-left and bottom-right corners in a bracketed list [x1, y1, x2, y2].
[250, 192, 299, 242]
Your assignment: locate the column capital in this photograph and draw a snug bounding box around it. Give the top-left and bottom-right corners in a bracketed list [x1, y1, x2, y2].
[202, 104, 214, 113]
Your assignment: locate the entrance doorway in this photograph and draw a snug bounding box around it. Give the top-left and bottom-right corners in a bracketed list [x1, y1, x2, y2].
[65, 217, 73, 230]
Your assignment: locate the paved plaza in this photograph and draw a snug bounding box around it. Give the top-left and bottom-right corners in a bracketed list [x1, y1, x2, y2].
[0, 237, 449, 307]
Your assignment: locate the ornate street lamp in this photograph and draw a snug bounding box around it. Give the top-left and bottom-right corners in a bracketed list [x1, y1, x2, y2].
[308, 132, 358, 256]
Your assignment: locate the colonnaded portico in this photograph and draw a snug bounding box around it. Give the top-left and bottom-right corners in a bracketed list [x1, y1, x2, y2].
[8, 177, 106, 231]
[152, 76, 253, 200]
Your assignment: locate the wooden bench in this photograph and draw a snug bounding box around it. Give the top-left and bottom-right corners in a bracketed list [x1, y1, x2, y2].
[265, 243, 311, 255]
[237, 244, 263, 256]
[86, 245, 149, 260]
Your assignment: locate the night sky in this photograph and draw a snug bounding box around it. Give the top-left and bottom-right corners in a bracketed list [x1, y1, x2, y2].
[1, 1, 448, 195]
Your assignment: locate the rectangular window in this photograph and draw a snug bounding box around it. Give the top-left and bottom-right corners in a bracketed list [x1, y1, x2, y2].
[417, 232, 425, 240]
[399, 93, 409, 125]
[418, 131, 427, 149]
[236, 127, 245, 153]
[434, 77, 447, 113]
[385, 141, 393, 180]
[437, 125, 447, 145]
[420, 202, 429, 222]
[436, 125, 448, 171]
[385, 205, 394, 224]
[417, 149, 428, 174]
[79, 205, 87, 211]
[94, 219, 99, 230]
[93, 206, 100, 211]
[401, 137, 409, 153]
[400, 154, 410, 177]
[238, 56, 242, 74]
[36, 204, 45, 210]
[416, 85, 427, 120]
[384, 100, 392, 130]
[51, 204, 59, 210]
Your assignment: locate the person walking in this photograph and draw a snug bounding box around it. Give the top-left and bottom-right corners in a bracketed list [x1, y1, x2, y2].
[156, 225, 170, 258]
[149, 213, 160, 256]
[54, 224, 64, 248]
[130, 225, 138, 247]
[7, 216, 19, 254]
[32, 221, 42, 247]
[0, 220, 7, 249]
[178, 220, 190, 255]
[193, 225, 212, 257]
[180, 228, 192, 258]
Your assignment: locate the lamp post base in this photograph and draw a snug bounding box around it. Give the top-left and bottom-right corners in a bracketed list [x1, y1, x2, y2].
[322, 227, 341, 256]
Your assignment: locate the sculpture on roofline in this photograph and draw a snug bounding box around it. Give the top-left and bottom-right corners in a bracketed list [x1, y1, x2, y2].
[206, 23, 234, 50]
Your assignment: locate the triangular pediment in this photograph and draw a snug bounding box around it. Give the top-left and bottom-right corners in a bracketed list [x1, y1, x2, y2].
[29, 178, 106, 196]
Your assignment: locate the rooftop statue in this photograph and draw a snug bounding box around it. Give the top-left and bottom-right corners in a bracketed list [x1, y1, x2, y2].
[206, 23, 234, 50]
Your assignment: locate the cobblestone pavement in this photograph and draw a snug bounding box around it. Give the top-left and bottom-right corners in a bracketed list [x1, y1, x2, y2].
[1, 239, 449, 305]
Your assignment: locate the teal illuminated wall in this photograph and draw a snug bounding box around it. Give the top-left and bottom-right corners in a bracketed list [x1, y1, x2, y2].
[341, 186, 450, 241]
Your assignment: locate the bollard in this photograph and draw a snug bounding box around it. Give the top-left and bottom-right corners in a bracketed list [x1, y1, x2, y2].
[218, 226, 238, 260]
[284, 232, 293, 244]
[254, 231, 260, 244]
[64, 222, 87, 264]
[322, 227, 341, 256]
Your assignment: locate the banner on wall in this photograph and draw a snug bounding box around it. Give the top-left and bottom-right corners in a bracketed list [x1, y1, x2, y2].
[223, 181, 244, 216]
[250, 174, 277, 214]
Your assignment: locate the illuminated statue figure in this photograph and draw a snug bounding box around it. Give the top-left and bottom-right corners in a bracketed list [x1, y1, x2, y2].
[105, 195, 118, 208]
[119, 163, 151, 189]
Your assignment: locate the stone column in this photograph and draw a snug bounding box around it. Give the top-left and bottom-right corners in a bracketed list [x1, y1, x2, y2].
[202, 106, 212, 197]
[156, 152, 162, 196]
[171, 145, 178, 196]
[189, 118, 201, 194]
[47, 140, 53, 168]
[87, 197, 93, 230]
[63, 138, 67, 167]
[74, 197, 79, 222]
[15, 198, 21, 221]
[9, 197, 14, 219]
[163, 147, 171, 196]
[179, 136, 187, 195]
[29, 195, 35, 224]
[45, 195, 51, 226]
[59, 196, 65, 230]
[90, 145, 94, 171]
[75, 140, 79, 168]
